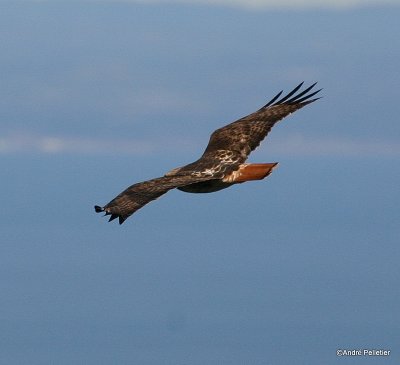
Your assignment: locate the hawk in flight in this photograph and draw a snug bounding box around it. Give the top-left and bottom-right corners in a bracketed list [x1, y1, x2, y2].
[95, 82, 321, 224]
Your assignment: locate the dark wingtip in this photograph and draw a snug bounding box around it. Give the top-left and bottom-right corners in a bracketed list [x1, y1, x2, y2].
[94, 205, 104, 213]
[273, 81, 304, 104]
[300, 95, 323, 105]
[292, 88, 322, 104]
[95, 205, 126, 224]
[264, 82, 322, 108]
[108, 214, 119, 222]
[262, 90, 283, 108]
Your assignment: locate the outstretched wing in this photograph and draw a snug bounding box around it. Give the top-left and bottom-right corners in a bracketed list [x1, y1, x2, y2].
[94, 174, 217, 224]
[202, 82, 321, 161]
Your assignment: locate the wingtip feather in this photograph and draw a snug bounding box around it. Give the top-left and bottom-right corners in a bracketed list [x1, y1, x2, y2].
[94, 205, 104, 213]
[108, 214, 119, 222]
[292, 88, 322, 104]
[262, 90, 283, 108]
[263, 82, 322, 108]
[273, 81, 304, 104]
[95, 204, 128, 224]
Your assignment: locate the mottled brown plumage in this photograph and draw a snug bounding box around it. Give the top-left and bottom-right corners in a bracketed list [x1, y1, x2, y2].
[95, 82, 321, 224]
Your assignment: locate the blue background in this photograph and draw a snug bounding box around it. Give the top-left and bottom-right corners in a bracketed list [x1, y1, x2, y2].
[1, 2, 399, 364]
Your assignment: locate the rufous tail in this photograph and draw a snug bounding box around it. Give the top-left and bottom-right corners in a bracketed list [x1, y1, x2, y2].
[223, 163, 278, 183]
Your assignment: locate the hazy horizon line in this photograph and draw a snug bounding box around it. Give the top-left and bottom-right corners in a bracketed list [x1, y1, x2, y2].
[1, 132, 399, 158]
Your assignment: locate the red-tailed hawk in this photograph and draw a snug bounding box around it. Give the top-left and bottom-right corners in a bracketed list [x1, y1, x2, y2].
[95, 82, 321, 224]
